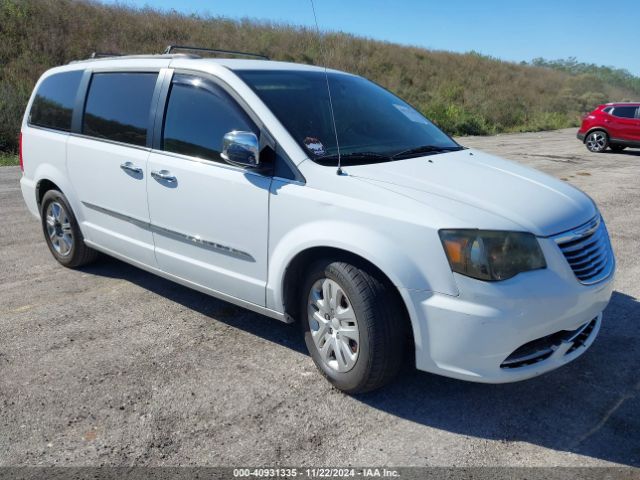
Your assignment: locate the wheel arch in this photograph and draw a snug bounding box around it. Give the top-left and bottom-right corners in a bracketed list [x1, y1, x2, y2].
[32, 163, 83, 217]
[36, 178, 62, 208]
[31, 163, 88, 242]
[267, 220, 449, 306]
[279, 245, 416, 361]
[584, 126, 610, 141]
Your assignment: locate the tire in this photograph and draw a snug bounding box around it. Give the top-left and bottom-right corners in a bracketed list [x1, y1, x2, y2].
[610, 144, 626, 152]
[40, 189, 98, 268]
[585, 130, 608, 153]
[300, 260, 405, 394]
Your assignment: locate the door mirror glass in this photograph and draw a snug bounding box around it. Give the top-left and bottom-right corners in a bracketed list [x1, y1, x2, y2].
[221, 131, 260, 168]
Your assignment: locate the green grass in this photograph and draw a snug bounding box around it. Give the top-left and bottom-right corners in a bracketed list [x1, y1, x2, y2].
[0, 153, 19, 167]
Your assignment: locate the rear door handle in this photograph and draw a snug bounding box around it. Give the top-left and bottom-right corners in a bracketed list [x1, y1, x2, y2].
[120, 161, 143, 174]
[151, 170, 177, 183]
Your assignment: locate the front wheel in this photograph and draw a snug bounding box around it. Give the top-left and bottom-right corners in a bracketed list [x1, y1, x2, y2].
[40, 189, 98, 268]
[585, 131, 608, 153]
[301, 260, 406, 393]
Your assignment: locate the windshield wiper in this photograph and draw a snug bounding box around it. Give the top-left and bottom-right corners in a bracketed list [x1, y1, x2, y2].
[391, 145, 464, 160]
[314, 151, 390, 165]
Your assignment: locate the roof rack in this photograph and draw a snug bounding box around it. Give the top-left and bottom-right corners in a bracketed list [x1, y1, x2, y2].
[69, 51, 200, 64]
[163, 45, 269, 60]
[89, 51, 124, 59]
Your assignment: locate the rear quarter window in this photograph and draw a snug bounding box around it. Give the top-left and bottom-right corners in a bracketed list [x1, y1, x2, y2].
[611, 106, 638, 119]
[83, 72, 158, 147]
[29, 70, 83, 131]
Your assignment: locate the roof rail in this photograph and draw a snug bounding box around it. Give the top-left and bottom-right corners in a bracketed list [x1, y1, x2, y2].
[163, 45, 269, 60]
[89, 51, 124, 59]
[69, 51, 202, 64]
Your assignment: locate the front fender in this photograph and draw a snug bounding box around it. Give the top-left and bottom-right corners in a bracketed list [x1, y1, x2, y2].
[266, 220, 441, 360]
[267, 220, 439, 312]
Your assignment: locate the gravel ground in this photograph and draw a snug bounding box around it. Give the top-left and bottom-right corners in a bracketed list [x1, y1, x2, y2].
[0, 128, 638, 467]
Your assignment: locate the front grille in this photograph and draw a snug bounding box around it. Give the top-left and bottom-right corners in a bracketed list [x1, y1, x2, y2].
[501, 318, 598, 369]
[553, 216, 614, 285]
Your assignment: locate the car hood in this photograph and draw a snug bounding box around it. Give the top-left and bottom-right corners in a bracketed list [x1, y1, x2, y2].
[346, 148, 597, 237]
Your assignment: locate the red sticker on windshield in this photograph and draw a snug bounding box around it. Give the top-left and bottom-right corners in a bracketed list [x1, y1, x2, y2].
[304, 137, 326, 156]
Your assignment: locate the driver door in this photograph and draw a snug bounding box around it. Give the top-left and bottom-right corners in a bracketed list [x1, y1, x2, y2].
[146, 72, 271, 305]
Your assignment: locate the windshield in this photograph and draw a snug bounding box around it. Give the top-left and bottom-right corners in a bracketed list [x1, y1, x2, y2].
[236, 70, 461, 165]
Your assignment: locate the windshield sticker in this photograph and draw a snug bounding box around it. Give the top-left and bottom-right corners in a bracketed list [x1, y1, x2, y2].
[303, 137, 326, 156]
[393, 104, 430, 125]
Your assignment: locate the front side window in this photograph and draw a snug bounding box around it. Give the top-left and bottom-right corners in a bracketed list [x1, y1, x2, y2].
[83, 72, 158, 146]
[29, 70, 83, 131]
[162, 74, 258, 163]
[611, 106, 638, 119]
[237, 70, 461, 165]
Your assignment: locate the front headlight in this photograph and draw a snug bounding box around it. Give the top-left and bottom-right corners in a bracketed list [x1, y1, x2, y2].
[439, 230, 546, 281]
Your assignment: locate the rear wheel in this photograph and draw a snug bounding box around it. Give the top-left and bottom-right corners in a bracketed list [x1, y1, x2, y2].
[610, 144, 626, 152]
[300, 260, 405, 393]
[40, 190, 98, 268]
[585, 130, 608, 153]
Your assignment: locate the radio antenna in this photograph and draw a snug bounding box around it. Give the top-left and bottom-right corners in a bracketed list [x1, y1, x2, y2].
[310, 0, 343, 175]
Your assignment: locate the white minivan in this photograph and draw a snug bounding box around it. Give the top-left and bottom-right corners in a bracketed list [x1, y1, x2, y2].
[19, 48, 615, 393]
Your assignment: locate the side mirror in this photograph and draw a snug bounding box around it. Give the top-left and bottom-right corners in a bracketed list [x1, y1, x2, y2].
[221, 131, 260, 168]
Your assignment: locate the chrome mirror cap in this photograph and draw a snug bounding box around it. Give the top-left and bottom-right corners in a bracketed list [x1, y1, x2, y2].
[221, 131, 260, 168]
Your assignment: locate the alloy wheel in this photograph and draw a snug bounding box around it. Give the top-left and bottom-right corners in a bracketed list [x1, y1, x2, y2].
[307, 278, 360, 373]
[586, 132, 607, 152]
[45, 201, 73, 257]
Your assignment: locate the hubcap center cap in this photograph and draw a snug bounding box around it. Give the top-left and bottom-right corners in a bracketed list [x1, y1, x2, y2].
[331, 317, 340, 330]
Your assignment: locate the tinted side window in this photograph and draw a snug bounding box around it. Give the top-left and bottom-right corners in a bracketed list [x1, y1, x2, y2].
[29, 70, 83, 131]
[83, 72, 158, 146]
[162, 74, 257, 162]
[611, 106, 637, 119]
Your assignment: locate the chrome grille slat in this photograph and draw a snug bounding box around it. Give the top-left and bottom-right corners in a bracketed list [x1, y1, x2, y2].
[574, 266, 604, 279]
[572, 256, 606, 274]
[559, 228, 604, 253]
[568, 244, 608, 268]
[564, 241, 606, 262]
[553, 216, 614, 285]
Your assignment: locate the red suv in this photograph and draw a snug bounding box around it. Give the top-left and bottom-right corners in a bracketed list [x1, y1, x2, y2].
[577, 103, 640, 152]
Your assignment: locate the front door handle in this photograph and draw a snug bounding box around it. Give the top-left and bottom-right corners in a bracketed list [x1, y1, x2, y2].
[120, 161, 143, 174]
[151, 170, 177, 183]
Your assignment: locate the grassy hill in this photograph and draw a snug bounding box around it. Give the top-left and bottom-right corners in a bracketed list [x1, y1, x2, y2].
[1, 0, 639, 155]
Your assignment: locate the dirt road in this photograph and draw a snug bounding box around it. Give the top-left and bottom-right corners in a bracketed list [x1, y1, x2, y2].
[1, 128, 638, 467]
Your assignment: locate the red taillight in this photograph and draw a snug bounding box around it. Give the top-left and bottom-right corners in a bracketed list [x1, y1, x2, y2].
[19, 132, 24, 172]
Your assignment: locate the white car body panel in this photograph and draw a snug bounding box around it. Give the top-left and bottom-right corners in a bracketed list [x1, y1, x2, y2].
[345, 148, 597, 236]
[146, 150, 271, 305]
[409, 237, 614, 381]
[18, 56, 616, 384]
[67, 136, 157, 267]
[20, 126, 69, 219]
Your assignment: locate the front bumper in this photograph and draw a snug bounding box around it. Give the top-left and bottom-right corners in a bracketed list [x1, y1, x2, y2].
[577, 132, 586, 142]
[406, 236, 614, 383]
